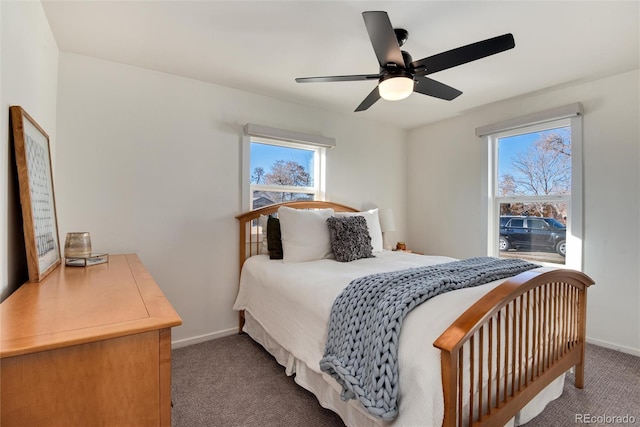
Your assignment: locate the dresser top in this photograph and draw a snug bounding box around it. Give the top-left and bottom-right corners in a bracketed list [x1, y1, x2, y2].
[1, 254, 182, 358]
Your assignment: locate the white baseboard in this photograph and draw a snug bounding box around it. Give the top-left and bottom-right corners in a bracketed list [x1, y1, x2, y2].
[586, 336, 640, 357]
[171, 327, 238, 349]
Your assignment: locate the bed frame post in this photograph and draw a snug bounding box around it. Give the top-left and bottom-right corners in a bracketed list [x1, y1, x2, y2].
[238, 213, 247, 333]
[575, 289, 588, 388]
[440, 351, 458, 427]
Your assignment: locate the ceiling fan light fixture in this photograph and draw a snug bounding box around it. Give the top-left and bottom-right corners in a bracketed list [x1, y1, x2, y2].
[379, 76, 414, 101]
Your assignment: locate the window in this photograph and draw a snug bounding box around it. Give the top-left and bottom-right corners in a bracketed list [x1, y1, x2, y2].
[242, 124, 332, 210]
[508, 218, 524, 228]
[478, 104, 583, 269]
[248, 138, 323, 209]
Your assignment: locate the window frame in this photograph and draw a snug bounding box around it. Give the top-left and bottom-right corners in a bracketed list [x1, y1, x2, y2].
[480, 106, 583, 269]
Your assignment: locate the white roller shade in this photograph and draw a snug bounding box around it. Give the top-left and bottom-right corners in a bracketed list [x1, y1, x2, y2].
[475, 103, 583, 137]
[244, 123, 336, 148]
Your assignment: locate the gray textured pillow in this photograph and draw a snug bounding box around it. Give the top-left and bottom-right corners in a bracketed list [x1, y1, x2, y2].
[326, 216, 374, 263]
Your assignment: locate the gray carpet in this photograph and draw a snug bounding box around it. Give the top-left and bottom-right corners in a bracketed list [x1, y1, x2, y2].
[172, 334, 640, 427]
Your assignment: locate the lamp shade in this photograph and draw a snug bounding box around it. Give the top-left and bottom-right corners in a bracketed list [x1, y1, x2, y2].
[378, 77, 413, 101]
[379, 208, 396, 233]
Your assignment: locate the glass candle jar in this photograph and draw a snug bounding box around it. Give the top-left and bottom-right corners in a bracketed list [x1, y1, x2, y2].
[64, 232, 92, 258]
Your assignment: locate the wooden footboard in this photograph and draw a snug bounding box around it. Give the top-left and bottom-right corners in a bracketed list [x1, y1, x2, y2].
[433, 267, 594, 427]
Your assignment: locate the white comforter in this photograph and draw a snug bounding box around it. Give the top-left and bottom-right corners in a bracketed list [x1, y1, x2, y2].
[233, 251, 563, 427]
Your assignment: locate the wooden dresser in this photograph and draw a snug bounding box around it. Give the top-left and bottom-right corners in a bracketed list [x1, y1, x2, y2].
[0, 254, 182, 427]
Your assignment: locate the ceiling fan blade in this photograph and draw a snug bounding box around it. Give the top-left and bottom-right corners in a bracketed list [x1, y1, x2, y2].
[355, 86, 381, 112]
[412, 33, 515, 76]
[413, 76, 462, 100]
[295, 74, 380, 83]
[362, 11, 405, 67]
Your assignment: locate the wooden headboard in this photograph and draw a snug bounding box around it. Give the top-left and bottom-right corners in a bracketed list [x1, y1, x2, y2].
[235, 201, 359, 332]
[235, 200, 359, 273]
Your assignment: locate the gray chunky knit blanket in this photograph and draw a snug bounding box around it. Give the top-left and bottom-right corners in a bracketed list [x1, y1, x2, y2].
[319, 256, 538, 420]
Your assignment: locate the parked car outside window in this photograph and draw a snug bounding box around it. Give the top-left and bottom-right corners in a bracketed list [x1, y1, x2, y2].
[499, 216, 566, 256]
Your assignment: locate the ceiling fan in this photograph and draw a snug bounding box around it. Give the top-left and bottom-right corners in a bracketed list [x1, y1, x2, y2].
[295, 11, 515, 112]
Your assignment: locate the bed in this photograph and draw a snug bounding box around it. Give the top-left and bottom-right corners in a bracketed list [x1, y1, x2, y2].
[233, 201, 594, 427]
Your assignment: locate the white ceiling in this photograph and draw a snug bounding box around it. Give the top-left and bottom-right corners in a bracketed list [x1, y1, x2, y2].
[41, 1, 639, 130]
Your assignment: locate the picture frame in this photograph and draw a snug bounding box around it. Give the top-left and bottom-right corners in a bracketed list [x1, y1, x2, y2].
[10, 106, 61, 282]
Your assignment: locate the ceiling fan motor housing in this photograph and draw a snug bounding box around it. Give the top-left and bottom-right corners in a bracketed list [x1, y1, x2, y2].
[394, 28, 409, 46]
[382, 51, 414, 77]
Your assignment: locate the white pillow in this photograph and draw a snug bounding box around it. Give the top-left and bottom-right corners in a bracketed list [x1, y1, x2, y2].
[259, 214, 269, 254]
[336, 208, 383, 253]
[278, 206, 335, 263]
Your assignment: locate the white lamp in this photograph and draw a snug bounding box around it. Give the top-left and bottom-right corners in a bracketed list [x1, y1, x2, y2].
[378, 77, 413, 101]
[379, 208, 396, 250]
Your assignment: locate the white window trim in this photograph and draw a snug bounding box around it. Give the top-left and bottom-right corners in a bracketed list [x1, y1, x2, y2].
[241, 126, 328, 211]
[479, 104, 583, 270]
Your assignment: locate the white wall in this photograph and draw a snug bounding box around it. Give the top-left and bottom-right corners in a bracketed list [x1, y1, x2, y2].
[407, 70, 640, 355]
[55, 53, 407, 346]
[1, 1, 58, 300]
